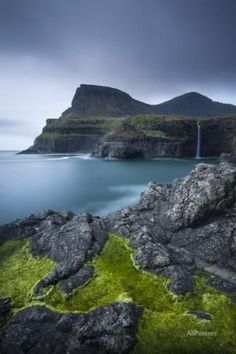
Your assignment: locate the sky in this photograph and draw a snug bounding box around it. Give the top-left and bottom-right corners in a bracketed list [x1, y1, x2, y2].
[0, 0, 236, 150]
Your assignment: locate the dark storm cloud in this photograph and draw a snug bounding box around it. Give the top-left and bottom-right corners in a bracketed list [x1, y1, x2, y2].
[0, 0, 235, 148]
[0, 0, 236, 83]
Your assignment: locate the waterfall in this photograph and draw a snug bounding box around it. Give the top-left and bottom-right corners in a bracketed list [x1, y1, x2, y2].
[196, 122, 201, 159]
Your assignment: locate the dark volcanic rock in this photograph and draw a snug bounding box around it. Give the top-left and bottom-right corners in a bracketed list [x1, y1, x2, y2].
[31, 213, 107, 295]
[162, 162, 236, 230]
[0, 303, 142, 354]
[0, 298, 11, 325]
[0, 211, 107, 295]
[206, 276, 236, 293]
[187, 309, 212, 321]
[220, 153, 236, 165]
[0, 209, 70, 245]
[60, 265, 94, 295]
[105, 162, 236, 294]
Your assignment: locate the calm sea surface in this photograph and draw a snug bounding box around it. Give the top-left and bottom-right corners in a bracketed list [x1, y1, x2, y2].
[0, 151, 215, 225]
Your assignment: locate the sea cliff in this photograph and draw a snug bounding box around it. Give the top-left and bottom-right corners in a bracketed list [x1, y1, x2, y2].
[21, 85, 236, 158]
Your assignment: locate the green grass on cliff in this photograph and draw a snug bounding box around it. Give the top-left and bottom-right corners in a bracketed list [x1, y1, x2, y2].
[143, 129, 167, 138]
[0, 235, 235, 353]
[40, 132, 100, 140]
[127, 114, 193, 124]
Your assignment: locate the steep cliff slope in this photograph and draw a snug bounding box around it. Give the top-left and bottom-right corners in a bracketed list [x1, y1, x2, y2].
[94, 115, 236, 158]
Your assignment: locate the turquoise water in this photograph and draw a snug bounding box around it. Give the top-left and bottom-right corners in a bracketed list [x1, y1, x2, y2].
[0, 151, 215, 225]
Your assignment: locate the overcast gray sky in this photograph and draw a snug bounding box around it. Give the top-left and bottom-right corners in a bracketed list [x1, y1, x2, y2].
[0, 0, 236, 149]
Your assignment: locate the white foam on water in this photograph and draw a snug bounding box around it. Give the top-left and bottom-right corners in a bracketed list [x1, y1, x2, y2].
[72, 154, 93, 160]
[46, 156, 71, 161]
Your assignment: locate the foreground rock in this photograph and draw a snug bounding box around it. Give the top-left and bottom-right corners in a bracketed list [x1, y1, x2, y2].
[106, 162, 236, 294]
[0, 303, 142, 354]
[0, 161, 236, 352]
[0, 211, 107, 295]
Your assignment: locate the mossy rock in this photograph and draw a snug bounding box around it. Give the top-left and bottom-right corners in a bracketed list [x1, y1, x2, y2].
[0, 234, 235, 353]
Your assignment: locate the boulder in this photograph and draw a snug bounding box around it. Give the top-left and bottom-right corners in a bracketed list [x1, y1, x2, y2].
[0, 303, 142, 354]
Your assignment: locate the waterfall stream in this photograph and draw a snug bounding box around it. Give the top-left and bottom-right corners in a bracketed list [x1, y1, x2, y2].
[196, 123, 201, 159]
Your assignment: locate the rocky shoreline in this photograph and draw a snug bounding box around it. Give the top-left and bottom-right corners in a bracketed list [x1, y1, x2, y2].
[0, 161, 236, 353]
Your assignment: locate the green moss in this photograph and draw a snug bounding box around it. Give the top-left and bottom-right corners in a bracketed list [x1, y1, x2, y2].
[143, 129, 167, 138]
[40, 235, 236, 353]
[40, 132, 99, 140]
[127, 114, 192, 125]
[0, 239, 55, 312]
[0, 235, 235, 353]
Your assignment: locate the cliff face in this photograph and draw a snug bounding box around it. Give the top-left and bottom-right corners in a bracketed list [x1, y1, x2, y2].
[93, 116, 236, 159]
[23, 117, 123, 153]
[21, 84, 236, 156]
[201, 117, 236, 156]
[93, 117, 197, 158]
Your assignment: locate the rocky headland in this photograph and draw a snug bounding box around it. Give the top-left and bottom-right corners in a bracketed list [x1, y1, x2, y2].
[21, 85, 236, 158]
[0, 161, 236, 353]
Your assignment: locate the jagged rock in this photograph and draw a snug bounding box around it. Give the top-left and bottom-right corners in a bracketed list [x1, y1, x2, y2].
[162, 162, 236, 230]
[163, 265, 195, 294]
[206, 276, 236, 293]
[0, 211, 107, 295]
[167, 245, 194, 266]
[220, 153, 236, 165]
[105, 162, 236, 295]
[187, 309, 211, 321]
[0, 303, 142, 354]
[31, 213, 107, 295]
[0, 298, 11, 325]
[60, 265, 94, 295]
[0, 210, 75, 246]
[134, 241, 170, 270]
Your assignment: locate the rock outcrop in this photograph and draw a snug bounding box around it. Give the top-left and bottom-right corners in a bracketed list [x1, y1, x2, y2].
[0, 303, 142, 354]
[105, 162, 236, 294]
[0, 210, 107, 295]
